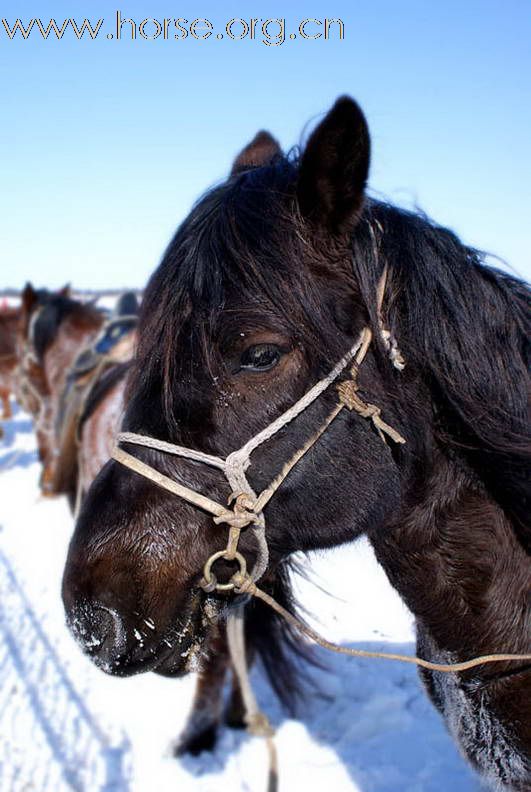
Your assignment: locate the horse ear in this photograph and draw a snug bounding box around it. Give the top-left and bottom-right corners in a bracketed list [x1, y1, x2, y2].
[297, 96, 370, 235]
[58, 284, 71, 297]
[22, 282, 37, 312]
[231, 130, 281, 175]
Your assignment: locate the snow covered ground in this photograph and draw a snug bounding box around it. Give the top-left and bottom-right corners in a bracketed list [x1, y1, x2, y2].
[0, 400, 480, 791]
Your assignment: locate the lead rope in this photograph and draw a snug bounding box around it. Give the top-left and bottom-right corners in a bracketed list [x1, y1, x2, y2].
[226, 606, 278, 792]
[224, 573, 531, 674]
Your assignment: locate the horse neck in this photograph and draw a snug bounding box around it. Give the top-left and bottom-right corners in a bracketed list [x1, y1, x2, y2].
[370, 452, 530, 661]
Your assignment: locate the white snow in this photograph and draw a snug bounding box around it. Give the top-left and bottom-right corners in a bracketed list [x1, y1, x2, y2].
[0, 400, 480, 791]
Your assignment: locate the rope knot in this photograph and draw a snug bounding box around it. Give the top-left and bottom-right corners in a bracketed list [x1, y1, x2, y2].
[337, 380, 380, 419]
[213, 493, 260, 529]
[337, 379, 406, 445]
[246, 711, 274, 738]
[231, 571, 255, 595]
[381, 328, 406, 371]
[199, 575, 218, 593]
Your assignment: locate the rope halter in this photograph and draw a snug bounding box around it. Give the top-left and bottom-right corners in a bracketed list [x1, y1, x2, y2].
[111, 266, 406, 591]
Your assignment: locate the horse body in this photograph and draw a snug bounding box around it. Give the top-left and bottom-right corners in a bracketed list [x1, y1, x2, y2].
[62, 98, 530, 788]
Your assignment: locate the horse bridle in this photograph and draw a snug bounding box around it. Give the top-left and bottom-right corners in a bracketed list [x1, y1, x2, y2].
[112, 266, 406, 591]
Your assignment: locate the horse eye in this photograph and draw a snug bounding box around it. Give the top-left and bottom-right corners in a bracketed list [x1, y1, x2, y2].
[239, 343, 282, 372]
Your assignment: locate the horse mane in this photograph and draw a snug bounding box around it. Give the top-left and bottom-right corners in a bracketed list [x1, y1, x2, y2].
[354, 201, 530, 551]
[32, 292, 103, 364]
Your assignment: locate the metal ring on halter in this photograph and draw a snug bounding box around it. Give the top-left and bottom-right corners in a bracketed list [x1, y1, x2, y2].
[200, 550, 247, 592]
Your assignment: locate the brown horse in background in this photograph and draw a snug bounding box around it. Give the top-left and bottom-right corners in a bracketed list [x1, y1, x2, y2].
[16, 285, 70, 469]
[17, 284, 136, 506]
[76, 293, 139, 502]
[0, 303, 21, 429]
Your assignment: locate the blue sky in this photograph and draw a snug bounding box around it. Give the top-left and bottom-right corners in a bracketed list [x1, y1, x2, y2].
[1, 0, 530, 288]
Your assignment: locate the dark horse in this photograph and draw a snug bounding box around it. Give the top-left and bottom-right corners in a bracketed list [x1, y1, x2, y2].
[62, 98, 530, 789]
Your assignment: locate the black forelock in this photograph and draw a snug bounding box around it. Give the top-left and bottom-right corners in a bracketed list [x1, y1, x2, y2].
[131, 155, 349, 429]
[147, 155, 300, 308]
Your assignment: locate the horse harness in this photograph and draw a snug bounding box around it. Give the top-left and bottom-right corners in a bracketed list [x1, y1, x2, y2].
[113, 266, 405, 587]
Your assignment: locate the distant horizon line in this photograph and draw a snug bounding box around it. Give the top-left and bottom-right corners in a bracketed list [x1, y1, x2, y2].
[0, 287, 144, 297]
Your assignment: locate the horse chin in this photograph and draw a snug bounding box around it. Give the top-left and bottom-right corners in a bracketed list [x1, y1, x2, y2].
[66, 585, 223, 679]
[152, 593, 225, 678]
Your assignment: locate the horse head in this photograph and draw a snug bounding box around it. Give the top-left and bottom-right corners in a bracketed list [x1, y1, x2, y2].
[61, 100, 530, 792]
[62, 98, 410, 676]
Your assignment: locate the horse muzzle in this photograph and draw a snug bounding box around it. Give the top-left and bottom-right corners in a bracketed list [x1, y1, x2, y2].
[64, 588, 216, 677]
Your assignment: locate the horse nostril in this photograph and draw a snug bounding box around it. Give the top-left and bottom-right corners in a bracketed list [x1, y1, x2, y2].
[67, 601, 127, 670]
